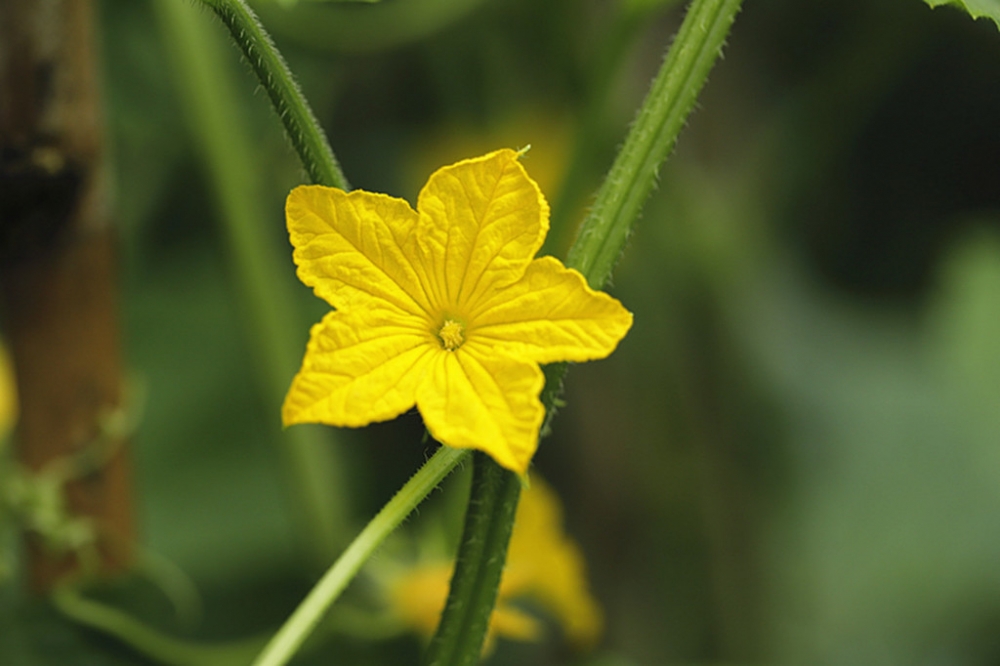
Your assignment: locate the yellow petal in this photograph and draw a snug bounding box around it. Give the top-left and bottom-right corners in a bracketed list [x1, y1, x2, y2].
[282, 307, 435, 427]
[388, 562, 452, 638]
[387, 562, 542, 648]
[0, 342, 18, 440]
[287, 185, 434, 317]
[382, 479, 602, 651]
[470, 256, 633, 364]
[486, 603, 543, 647]
[416, 343, 544, 474]
[414, 149, 549, 312]
[501, 478, 604, 649]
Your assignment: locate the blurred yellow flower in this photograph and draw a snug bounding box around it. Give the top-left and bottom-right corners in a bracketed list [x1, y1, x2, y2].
[387, 477, 602, 650]
[0, 342, 18, 441]
[282, 149, 632, 473]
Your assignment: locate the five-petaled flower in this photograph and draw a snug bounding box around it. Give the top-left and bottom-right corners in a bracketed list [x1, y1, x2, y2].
[282, 149, 632, 473]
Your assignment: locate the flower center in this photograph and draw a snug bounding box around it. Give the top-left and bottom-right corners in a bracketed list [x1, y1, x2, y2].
[437, 319, 465, 351]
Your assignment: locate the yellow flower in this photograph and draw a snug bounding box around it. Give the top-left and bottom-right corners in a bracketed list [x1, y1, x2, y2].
[0, 342, 17, 442]
[282, 149, 632, 473]
[499, 478, 602, 648]
[387, 477, 602, 650]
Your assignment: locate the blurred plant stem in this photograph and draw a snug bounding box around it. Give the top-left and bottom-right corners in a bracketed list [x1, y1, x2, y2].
[429, 0, 743, 662]
[53, 582, 267, 666]
[196, 0, 349, 190]
[153, 0, 352, 563]
[252, 446, 469, 666]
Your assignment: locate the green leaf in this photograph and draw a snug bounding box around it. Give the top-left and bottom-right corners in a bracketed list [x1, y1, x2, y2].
[924, 0, 1000, 30]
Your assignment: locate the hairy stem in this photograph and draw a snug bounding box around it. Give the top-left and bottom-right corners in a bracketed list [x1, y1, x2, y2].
[422, 453, 521, 666]
[566, 0, 744, 288]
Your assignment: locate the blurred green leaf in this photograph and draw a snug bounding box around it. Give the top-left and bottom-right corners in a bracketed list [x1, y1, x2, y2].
[924, 0, 1000, 30]
[737, 256, 1000, 663]
[925, 226, 1000, 474]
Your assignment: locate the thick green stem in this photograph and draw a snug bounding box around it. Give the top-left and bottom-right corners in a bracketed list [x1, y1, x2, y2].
[251, 446, 469, 666]
[427, 0, 743, 662]
[566, 0, 744, 288]
[197, 0, 349, 190]
[422, 453, 521, 666]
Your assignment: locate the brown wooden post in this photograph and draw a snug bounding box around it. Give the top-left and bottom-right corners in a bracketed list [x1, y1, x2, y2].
[0, 0, 132, 590]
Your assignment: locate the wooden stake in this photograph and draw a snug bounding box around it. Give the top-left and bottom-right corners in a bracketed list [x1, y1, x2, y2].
[0, 0, 133, 591]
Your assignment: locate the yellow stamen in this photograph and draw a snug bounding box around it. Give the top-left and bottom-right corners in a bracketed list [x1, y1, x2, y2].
[437, 319, 465, 351]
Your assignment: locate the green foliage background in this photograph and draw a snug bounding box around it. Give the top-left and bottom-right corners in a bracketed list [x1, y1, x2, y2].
[4, 0, 1000, 664]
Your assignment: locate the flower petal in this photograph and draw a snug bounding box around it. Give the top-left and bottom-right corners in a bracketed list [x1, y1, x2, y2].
[414, 149, 549, 313]
[287, 185, 434, 317]
[502, 477, 603, 649]
[388, 562, 452, 638]
[387, 562, 542, 647]
[282, 307, 435, 427]
[416, 343, 544, 474]
[488, 604, 543, 644]
[470, 256, 633, 364]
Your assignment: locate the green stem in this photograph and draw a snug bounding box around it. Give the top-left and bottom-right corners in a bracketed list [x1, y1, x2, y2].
[197, 0, 349, 189]
[565, 0, 744, 288]
[251, 446, 469, 666]
[422, 453, 521, 666]
[53, 584, 267, 666]
[427, 0, 743, 662]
